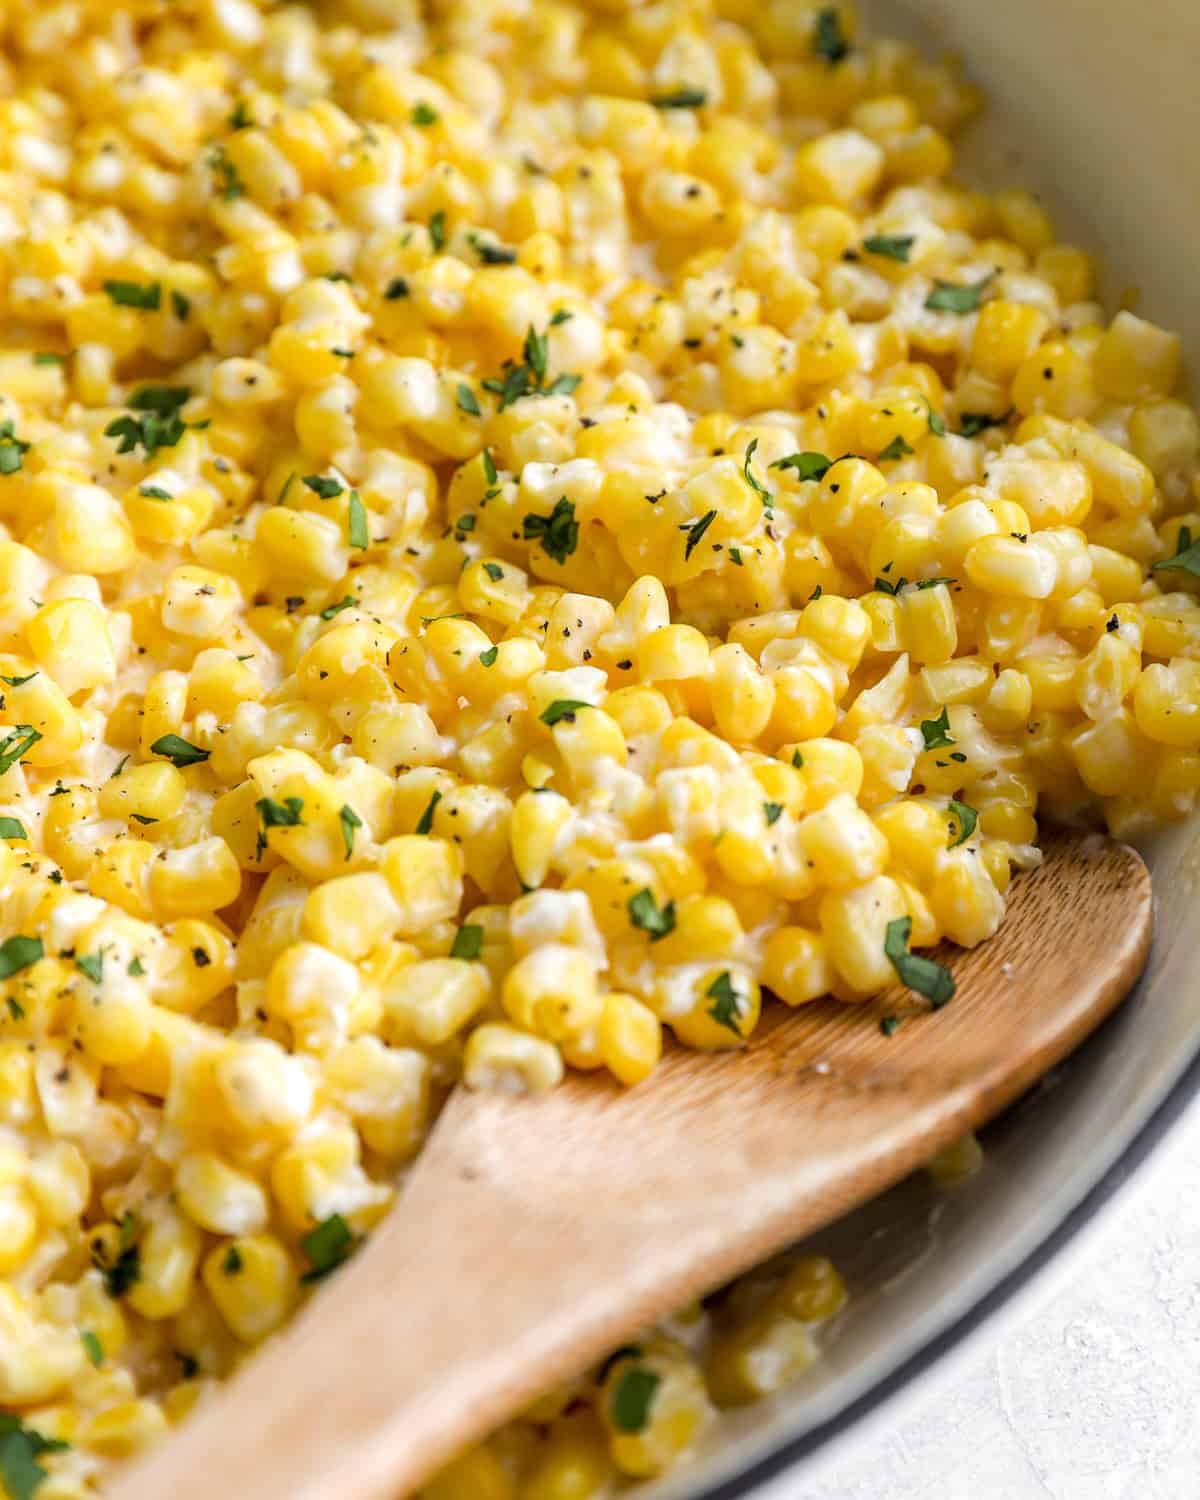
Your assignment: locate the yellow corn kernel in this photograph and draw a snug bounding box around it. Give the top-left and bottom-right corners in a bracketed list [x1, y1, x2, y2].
[202, 1234, 297, 1344]
[597, 991, 661, 1087]
[1095, 310, 1181, 400]
[463, 1024, 564, 1095]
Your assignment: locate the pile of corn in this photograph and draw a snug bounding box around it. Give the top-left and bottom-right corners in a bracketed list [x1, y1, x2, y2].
[0, 0, 1195, 1494]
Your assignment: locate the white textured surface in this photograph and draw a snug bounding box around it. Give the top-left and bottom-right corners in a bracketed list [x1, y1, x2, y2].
[768, 1091, 1200, 1500]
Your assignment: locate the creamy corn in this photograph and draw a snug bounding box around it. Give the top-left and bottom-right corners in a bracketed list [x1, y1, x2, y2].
[0, 0, 1193, 1494]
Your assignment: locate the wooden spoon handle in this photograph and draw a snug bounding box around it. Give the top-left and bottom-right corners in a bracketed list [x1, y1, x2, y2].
[111, 834, 1152, 1500]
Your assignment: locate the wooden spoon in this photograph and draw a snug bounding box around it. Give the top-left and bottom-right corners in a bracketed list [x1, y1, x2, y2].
[112, 831, 1151, 1500]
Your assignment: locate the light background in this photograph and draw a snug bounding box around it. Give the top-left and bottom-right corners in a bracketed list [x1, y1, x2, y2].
[757, 1094, 1200, 1500]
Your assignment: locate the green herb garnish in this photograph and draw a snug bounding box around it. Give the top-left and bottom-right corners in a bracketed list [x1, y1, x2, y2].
[884, 916, 955, 1008]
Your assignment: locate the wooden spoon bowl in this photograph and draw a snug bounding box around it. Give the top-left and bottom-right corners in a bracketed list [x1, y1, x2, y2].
[112, 830, 1152, 1500]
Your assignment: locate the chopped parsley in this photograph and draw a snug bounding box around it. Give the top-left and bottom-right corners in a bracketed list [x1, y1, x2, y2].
[873, 574, 907, 596]
[523, 496, 579, 564]
[1152, 524, 1200, 578]
[338, 803, 362, 861]
[0, 420, 28, 475]
[303, 474, 344, 499]
[320, 595, 358, 620]
[128, 957, 146, 977]
[450, 924, 484, 960]
[947, 798, 978, 848]
[628, 888, 676, 941]
[209, 146, 245, 200]
[103, 279, 161, 310]
[410, 101, 439, 127]
[924, 273, 993, 314]
[456, 383, 481, 416]
[877, 433, 914, 463]
[150, 734, 209, 768]
[0, 1413, 69, 1500]
[771, 450, 832, 482]
[222, 1246, 244, 1275]
[33, 352, 63, 366]
[481, 324, 580, 409]
[383, 277, 409, 300]
[0, 817, 26, 840]
[609, 1367, 661, 1433]
[139, 485, 172, 500]
[705, 971, 742, 1035]
[650, 87, 707, 109]
[300, 1213, 356, 1283]
[95, 1212, 141, 1298]
[104, 385, 192, 457]
[681, 508, 717, 560]
[958, 411, 1011, 438]
[919, 708, 954, 750]
[415, 788, 442, 835]
[347, 490, 369, 549]
[0, 936, 42, 980]
[880, 1015, 901, 1037]
[549, 308, 573, 326]
[474, 240, 518, 265]
[0, 673, 35, 688]
[229, 99, 252, 130]
[429, 210, 446, 253]
[763, 801, 784, 826]
[792, 750, 804, 768]
[255, 795, 304, 859]
[482, 449, 498, 485]
[479, 645, 499, 667]
[131, 383, 190, 414]
[742, 437, 771, 502]
[924, 400, 947, 437]
[884, 916, 955, 1008]
[171, 289, 191, 321]
[75, 951, 104, 985]
[81, 1330, 104, 1367]
[0, 726, 42, 776]
[812, 6, 851, 62]
[862, 234, 914, 262]
[483, 561, 504, 581]
[540, 699, 590, 726]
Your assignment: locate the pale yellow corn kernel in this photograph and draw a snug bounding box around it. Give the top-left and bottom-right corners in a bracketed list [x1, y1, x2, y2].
[139, 670, 189, 757]
[124, 1209, 204, 1320]
[986, 668, 1034, 728]
[423, 1443, 515, 1500]
[463, 1023, 563, 1095]
[1089, 544, 1145, 606]
[1065, 709, 1144, 797]
[1129, 399, 1199, 477]
[965, 534, 1056, 598]
[256, 505, 349, 585]
[0, 1183, 37, 1273]
[709, 643, 775, 744]
[602, 1346, 714, 1478]
[1095, 310, 1181, 400]
[202, 1234, 297, 1344]
[25, 598, 116, 697]
[1076, 635, 1141, 721]
[176, 1153, 268, 1236]
[928, 1131, 985, 1186]
[990, 455, 1092, 528]
[762, 926, 834, 1007]
[597, 991, 661, 1087]
[1133, 661, 1200, 747]
[302, 874, 399, 960]
[378, 835, 464, 932]
[54, 480, 137, 573]
[3, 671, 83, 766]
[1011, 339, 1097, 420]
[929, 852, 1006, 946]
[521, 1410, 613, 1500]
[794, 128, 884, 205]
[27, 1141, 89, 1227]
[382, 957, 490, 1045]
[502, 944, 601, 1042]
[80, 1399, 169, 1459]
[971, 299, 1050, 380]
[98, 761, 186, 824]
[795, 793, 889, 889]
[820, 875, 908, 995]
[707, 1307, 816, 1408]
[149, 837, 242, 918]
